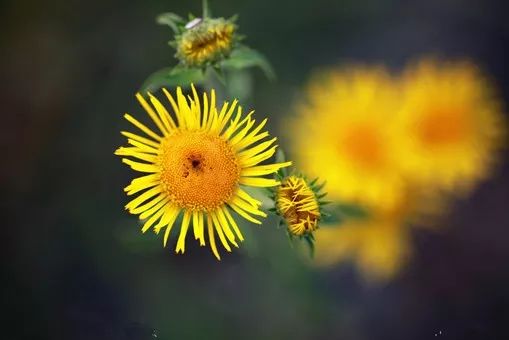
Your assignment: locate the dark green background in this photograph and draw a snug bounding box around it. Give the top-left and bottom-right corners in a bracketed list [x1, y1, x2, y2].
[3, 0, 509, 339]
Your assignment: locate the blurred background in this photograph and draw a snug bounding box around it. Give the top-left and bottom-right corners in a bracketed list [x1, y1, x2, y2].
[2, 0, 509, 339]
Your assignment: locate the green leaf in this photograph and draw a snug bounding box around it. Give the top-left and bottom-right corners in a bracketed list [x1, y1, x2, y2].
[210, 65, 226, 85]
[303, 235, 315, 259]
[221, 46, 276, 80]
[318, 202, 369, 226]
[140, 66, 205, 93]
[156, 12, 185, 33]
[337, 203, 370, 219]
[225, 69, 253, 103]
[275, 148, 290, 177]
[275, 148, 286, 163]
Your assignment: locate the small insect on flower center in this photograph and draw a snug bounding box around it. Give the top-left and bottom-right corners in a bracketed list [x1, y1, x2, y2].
[159, 131, 240, 211]
[277, 176, 321, 236]
[185, 18, 203, 30]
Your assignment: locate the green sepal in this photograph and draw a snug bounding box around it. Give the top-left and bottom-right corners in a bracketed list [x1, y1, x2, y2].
[220, 46, 276, 81]
[308, 177, 319, 187]
[313, 181, 327, 192]
[286, 230, 295, 247]
[276, 169, 286, 180]
[140, 66, 205, 93]
[156, 12, 185, 33]
[303, 234, 315, 259]
[316, 192, 328, 199]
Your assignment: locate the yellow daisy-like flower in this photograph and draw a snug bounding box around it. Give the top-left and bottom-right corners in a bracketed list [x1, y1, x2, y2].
[290, 67, 405, 210]
[115, 86, 291, 259]
[275, 175, 323, 236]
[395, 59, 507, 193]
[313, 218, 411, 282]
[312, 186, 445, 282]
[176, 18, 235, 67]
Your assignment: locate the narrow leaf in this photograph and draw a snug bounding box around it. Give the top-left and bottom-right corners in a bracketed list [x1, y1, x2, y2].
[140, 66, 205, 93]
[221, 46, 276, 80]
[156, 13, 184, 33]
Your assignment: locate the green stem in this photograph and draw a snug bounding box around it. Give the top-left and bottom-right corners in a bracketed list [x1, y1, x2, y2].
[202, 0, 210, 18]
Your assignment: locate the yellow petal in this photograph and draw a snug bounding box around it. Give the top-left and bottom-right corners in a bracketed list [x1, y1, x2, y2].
[122, 158, 158, 173]
[141, 207, 165, 233]
[207, 215, 221, 260]
[222, 206, 244, 241]
[241, 161, 292, 177]
[239, 177, 280, 188]
[121, 131, 159, 148]
[123, 114, 161, 142]
[215, 208, 238, 248]
[228, 202, 262, 225]
[231, 196, 267, 217]
[211, 211, 232, 252]
[125, 186, 161, 211]
[162, 207, 181, 246]
[136, 93, 167, 135]
[148, 93, 177, 131]
[176, 210, 192, 253]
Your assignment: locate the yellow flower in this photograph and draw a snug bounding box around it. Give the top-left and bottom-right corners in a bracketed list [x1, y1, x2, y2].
[311, 186, 446, 282]
[290, 66, 405, 211]
[395, 59, 507, 193]
[313, 218, 411, 282]
[176, 18, 235, 67]
[115, 86, 291, 259]
[275, 175, 323, 236]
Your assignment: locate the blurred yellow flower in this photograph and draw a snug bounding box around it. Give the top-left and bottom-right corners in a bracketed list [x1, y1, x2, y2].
[395, 59, 507, 193]
[313, 217, 411, 282]
[176, 18, 235, 67]
[311, 186, 446, 282]
[293, 59, 506, 281]
[275, 175, 323, 236]
[115, 86, 291, 259]
[290, 67, 405, 211]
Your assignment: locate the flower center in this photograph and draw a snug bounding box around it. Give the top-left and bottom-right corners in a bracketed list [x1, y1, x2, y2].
[416, 108, 469, 147]
[158, 131, 240, 210]
[341, 123, 385, 170]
